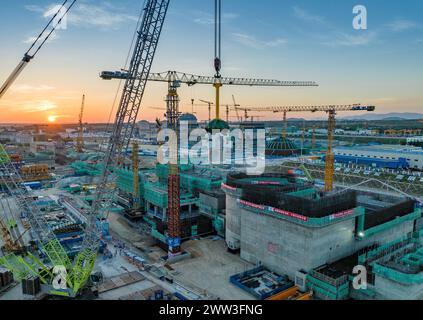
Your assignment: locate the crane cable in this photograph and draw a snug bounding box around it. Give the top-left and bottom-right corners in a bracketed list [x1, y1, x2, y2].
[0, 1, 76, 100]
[105, 0, 147, 138]
[214, 0, 222, 77]
[25, 0, 77, 59]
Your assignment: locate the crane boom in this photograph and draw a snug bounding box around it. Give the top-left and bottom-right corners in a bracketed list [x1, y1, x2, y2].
[228, 103, 375, 192]
[76, 94, 85, 153]
[0, 146, 71, 272]
[233, 104, 375, 113]
[101, 70, 318, 87]
[0, 0, 76, 99]
[68, 0, 170, 294]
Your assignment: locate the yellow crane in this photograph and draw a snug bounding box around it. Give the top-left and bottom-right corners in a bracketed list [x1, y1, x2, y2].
[0, 1, 76, 99]
[198, 100, 214, 122]
[76, 94, 85, 153]
[131, 142, 140, 212]
[229, 104, 376, 192]
[270, 104, 375, 192]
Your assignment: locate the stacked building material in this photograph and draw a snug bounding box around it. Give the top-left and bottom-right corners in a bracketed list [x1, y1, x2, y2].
[0, 268, 14, 288]
[21, 277, 41, 296]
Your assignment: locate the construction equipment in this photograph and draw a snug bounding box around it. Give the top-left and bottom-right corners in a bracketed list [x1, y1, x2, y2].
[0, 0, 169, 296]
[228, 104, 375, 191]
[299, 164, 314, 183]
[76, 94, 85, 153]
[0, 0, 76, 99]
[0, 1, 77, 292]
[223, 95, 241, 122]
[131, 142, 140, 212]
[0, 218, 23, 254]
[213, 0, 223, 120]
[198, 100, 214, 122]
[165, 80, 182, 256]
[0, 144, 71, 286]
[101, 70, 318, 122]
[265, 104, 377, 191]
[266, 286, 299, 300]
[67, 0, 171, 294]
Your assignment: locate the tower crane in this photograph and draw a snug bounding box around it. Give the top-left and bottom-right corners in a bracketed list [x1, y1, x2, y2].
[0, 0, 76, 99]
[101, 70, 318, 121]
[76, 94, 85, 153]
[232, 104, 376, 192]
[165, 80, 182, 256]
[223, 95, 241, 122]
[198, 100, 214, 122]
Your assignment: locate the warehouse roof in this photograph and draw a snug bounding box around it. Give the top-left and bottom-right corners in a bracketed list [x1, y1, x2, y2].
[335, 144, 423, 156]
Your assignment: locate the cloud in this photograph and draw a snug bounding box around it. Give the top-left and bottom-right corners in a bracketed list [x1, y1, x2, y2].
[68, 3, 139, 29]
[10, 84, 56, 93]
[23, 31, 60, 44]
[194, 17, 214, 25]
[324, 31, 378, 47]
[15, 100, 58, 113]
[25, 2, 138, 31]
[232, 33, 287, 49]
[193, 10, 239, 25]
[293, 6, 325, 24]
[387, 19, 418, 32]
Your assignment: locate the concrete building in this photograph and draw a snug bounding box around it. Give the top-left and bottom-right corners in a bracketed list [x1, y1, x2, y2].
[407, 136, 423, 144]
[222, 172, 423, 300]
[115, 163, 226, 247]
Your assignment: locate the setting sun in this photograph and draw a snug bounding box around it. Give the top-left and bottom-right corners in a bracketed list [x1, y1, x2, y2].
[47, 115, 57, 123]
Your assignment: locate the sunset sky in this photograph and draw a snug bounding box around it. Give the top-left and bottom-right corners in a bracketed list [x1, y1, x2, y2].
[0, 0, 422, 124]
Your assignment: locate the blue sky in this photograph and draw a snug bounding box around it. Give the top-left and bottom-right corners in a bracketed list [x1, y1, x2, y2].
[0, 0, 422, 123]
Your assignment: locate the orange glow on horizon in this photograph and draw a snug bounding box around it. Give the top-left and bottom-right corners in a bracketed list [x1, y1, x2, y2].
[47, 115, 57, 123]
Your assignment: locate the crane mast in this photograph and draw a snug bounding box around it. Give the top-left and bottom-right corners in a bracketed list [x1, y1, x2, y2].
[69, 0, 170, 294]
[231, 104, 375, 192]
[132, 142, 140, 211]
[76, 94, 85, 153]
[213, 0, 223, 120]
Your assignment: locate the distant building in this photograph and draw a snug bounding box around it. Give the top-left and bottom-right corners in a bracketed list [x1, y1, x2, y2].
[407, 136, 423, 144]
[334, 145, 423, 170]
[223, 173, 423, 300]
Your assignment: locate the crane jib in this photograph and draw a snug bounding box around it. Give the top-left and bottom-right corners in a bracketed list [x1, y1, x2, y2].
[69, 0, 171, 294]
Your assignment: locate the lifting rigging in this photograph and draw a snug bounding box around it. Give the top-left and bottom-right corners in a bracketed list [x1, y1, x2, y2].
[0, 0, 76, 99]
[76, 94, 85, 153]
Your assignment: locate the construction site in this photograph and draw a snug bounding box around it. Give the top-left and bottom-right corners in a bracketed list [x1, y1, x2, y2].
[0, 0, 423, 303]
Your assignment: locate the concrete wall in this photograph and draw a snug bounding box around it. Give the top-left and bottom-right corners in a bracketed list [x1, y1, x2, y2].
[374, 276, 423, 300]
[233, 202, 416, 280]
[238, 206, 355, 279]
[225, 194, 241, 251]
[200, 192, 225, 211]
